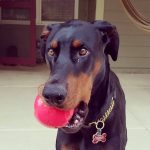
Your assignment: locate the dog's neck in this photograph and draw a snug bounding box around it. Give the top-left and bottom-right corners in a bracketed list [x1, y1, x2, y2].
[85, 57, 113, 124]
[80, 58, 116, 146]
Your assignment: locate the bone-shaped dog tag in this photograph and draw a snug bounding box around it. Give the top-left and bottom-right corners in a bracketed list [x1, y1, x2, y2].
[92, 129, 107, 144]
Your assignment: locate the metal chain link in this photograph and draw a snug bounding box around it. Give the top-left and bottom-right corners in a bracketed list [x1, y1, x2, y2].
[83, 97, 115, 129]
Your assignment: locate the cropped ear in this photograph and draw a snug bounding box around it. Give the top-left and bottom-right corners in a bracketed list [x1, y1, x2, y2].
[40, 24, 61, 59]
[40, 26, 51, 40]
[93, 20, 119, 61]
[40, 26, 51, 59]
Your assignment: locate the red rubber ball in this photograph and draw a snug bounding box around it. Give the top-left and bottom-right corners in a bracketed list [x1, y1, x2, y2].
[34, 95, 74, 128]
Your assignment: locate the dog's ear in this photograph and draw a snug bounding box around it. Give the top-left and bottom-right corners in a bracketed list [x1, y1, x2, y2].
[40, 24, 61, 60]
[93, 20, 119, 61]
[40, 26, 51, 41]
[40, 26, 51, 59]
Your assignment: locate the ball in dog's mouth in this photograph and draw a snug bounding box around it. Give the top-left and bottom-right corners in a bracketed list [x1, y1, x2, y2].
[34, 95, 88, 132]
[34, 95, 74, 128]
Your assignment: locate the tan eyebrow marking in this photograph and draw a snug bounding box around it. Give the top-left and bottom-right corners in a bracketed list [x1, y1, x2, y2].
[72, 39, 82, 48]
[50, 40, 58, 49]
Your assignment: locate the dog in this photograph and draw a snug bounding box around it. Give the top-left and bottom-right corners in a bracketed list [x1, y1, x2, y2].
[40, 20, 127, 150]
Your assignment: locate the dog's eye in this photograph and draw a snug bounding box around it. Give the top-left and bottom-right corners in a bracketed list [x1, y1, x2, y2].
[79, 48, 88, 56]
[48, 49, 55, 57]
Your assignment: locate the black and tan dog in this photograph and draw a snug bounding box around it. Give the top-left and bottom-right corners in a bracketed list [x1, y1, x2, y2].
[40, 20, 127, 150]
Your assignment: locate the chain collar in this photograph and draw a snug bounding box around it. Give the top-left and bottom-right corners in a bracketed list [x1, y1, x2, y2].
[83, 97, 115, 144]
[83, 97, 115, 129]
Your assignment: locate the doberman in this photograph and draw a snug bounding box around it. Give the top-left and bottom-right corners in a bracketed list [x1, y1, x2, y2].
[40, 20, 127, 150]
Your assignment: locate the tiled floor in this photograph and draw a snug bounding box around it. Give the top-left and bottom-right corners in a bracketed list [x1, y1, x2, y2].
[0, 64, 150, 150]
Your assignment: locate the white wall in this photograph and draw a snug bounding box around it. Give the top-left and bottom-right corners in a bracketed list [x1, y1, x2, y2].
[104, 0, 150, 69]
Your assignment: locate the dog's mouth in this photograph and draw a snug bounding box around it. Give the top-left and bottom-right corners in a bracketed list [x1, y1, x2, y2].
[62, 101, 88, 133]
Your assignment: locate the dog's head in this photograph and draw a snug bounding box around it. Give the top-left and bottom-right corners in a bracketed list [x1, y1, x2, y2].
[40, 20, 119, 133]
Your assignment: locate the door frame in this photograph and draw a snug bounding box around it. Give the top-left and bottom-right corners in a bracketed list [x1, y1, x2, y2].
[0, 0, 36, 65]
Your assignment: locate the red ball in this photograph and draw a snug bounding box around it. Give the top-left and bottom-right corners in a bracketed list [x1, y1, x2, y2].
[34, 95, 74, 128]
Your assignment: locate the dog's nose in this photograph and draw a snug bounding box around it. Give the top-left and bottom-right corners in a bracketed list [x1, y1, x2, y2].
[42, 84, 67, 106]
[44, 93, 65, 105]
